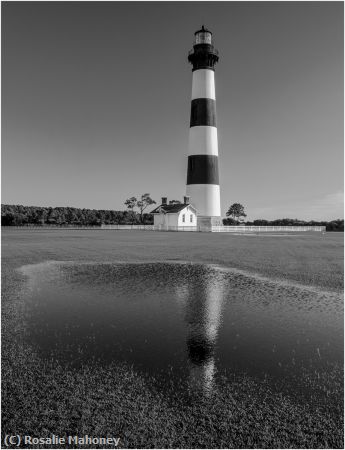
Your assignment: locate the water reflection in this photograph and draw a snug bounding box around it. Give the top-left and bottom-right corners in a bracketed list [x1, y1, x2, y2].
[177, 274, 225, 394]
[19, 261, 343, 400]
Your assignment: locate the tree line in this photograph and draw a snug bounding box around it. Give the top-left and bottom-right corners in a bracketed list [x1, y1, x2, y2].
[223, 216, 344, 231]
[1, 204, 154, 226]
[2, 201, 343, 231]
[223, 203, 343, 231]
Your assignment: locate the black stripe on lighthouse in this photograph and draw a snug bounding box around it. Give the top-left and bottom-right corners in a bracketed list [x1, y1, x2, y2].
[190, 98, 216, 127]
[187, 154, 219, 185]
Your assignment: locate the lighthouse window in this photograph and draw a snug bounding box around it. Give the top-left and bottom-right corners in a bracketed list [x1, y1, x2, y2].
[182, 214, 185, 223]
[190, 215, 193, 223]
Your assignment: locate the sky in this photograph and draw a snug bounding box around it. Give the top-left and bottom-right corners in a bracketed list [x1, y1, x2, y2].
[2, 1, 343, 220]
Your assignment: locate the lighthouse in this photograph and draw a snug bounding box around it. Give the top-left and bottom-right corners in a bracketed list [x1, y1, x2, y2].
[186, 26, 221, 230]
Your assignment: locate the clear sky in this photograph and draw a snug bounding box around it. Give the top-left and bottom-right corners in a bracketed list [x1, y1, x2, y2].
[2, 1, 343, 220]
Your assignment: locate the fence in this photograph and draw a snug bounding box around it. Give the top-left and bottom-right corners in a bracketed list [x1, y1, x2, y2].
[101, 225, 202, 231]
[101, 225, 198, 231]
[211, 225, 326, 233]
[101, 224, 155, 230]
[3, 224, 326, 233]
[102, 224, 326, 232]
[2, 225, 102, 230]
[153, 226, 198, 232]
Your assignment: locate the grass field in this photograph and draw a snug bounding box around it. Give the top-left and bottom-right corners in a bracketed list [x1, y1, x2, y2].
[2, 230, 344, 448]
[2, 229, 343, 290]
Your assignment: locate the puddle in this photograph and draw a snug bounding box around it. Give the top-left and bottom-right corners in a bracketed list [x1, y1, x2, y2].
[18, 261, 343, 398]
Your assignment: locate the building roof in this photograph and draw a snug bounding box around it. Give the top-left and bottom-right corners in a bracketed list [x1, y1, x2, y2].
[150, 203, 197, 214]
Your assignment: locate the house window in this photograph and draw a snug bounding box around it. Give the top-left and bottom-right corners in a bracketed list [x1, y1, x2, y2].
[190, 215, 193, 223]
[182, 214, 185, 222]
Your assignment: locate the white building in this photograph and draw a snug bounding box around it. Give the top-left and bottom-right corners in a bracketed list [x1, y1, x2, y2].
[151, 197, 197, 230]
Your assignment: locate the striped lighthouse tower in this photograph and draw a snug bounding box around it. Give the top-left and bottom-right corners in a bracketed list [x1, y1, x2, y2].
[186, 26, 221, 230]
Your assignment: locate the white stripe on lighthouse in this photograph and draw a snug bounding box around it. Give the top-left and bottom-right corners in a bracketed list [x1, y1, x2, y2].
[186, 184, 221, 217]
[188, 126, 218, 156]
[191, 69, 216, 100]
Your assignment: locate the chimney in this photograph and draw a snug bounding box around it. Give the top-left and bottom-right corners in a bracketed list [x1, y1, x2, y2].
[161, 197, 167, 205]
[184, 196, 190, 204]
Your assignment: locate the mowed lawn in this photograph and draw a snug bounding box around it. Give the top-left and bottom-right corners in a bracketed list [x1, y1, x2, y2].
[2, 230, 344, 448]
[2, 229, 344, 290]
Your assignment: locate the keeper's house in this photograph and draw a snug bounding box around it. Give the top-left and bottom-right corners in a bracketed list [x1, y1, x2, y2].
[151, 197, 197, 229]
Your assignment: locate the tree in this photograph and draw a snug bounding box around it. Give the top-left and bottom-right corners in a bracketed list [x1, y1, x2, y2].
[142, 213, 154, 225]
[253, 219, 269, 226]
[136, 193, 156, 224]
[226, 203, 247, 224]
[124, 197, 137, 224]
[124, 197, 137, 211]
[222, 217, 238, 225]
[37, 208, 48, 225]
[47, 208, 59, 224]
[2, 212, 16, 225]
[57, 213, 66, 225]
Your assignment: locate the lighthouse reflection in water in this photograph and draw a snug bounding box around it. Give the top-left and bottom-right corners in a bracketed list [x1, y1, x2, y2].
[176, 273, 224, 394]
[22, 261, 343, 399]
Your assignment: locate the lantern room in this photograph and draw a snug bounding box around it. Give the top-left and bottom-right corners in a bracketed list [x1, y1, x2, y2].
[194, 25, 212, 45]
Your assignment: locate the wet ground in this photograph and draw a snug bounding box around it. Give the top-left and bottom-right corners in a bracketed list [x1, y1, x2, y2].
[18, 260, 343, 401]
